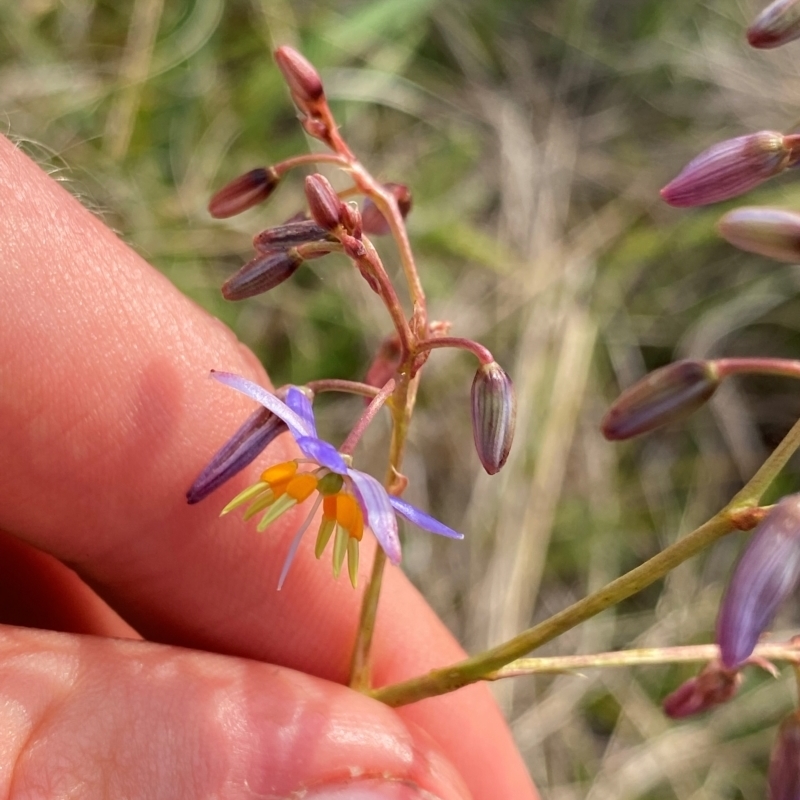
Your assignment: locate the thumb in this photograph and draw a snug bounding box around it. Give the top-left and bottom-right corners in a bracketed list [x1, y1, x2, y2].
[2, 625, 471, 800]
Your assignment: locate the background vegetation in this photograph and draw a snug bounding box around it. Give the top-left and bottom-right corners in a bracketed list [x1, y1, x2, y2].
[4, 0, 800, 795]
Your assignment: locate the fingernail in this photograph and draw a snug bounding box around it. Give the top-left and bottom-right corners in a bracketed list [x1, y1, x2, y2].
[302, 779, 446, 800]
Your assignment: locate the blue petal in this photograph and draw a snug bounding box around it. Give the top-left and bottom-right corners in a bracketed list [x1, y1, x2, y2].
[296, 436, 348, 474]
[388, 496, 463, 540]
[346, 469, 401, 564]
[285, 386, 318, 438]
[211, 372, 312, 439]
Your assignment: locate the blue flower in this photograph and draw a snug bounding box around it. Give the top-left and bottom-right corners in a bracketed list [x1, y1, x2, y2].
[209, 371, 462, 589]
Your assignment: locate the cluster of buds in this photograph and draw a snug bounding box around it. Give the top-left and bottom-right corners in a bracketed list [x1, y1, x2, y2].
[189, 46, 517, 587]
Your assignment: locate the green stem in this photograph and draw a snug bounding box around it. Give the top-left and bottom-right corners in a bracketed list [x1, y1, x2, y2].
[369, 413, 800, 707]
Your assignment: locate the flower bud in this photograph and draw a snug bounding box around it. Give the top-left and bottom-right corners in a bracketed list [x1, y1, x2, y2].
[222, 250, 303, 301]
[361, 184, 413, 235]
[274, 46, 325, 117]
[601, 360, 719, 441]
[253, 219, 332, 251]
[208, 167, 281, 218]
[662, 660, 742, 719]
[716, 494, 800, 668]
[717, 206, 800, 263]
[769, 711, 800, 800]
[186, 407, 286, 504]
[471, 361, 516, 475]
[660, 132, 792, 207]
[305, 174, 343, 231]
[748, 0, 800, 49]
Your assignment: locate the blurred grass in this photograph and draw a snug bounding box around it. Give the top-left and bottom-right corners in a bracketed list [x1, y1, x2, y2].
[6, 0, 800, 795]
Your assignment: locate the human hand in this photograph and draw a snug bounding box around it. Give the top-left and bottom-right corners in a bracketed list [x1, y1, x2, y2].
[0, 134, 536, 800]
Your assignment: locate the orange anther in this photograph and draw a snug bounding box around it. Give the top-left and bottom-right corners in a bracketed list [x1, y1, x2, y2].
[336, 494, 364, 541]
[286, 473, 318, 502]
[323, 494, 338, 520]
[262, 461, 298, 486]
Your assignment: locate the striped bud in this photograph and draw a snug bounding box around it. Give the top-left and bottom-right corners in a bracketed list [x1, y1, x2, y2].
[222, 250, 303, 301]
[471, 362, 517, 475]
[208, 167, 280, 218]
[660, 132, 794, 207]
[769, 711, 800, 800]
[274, 46, 325, 117]
[601, 360, 719, 441]
[716, 494, 800, 668]
[717, 207, 800, 263]
[361, 184, 413, 235]
[662, 660, 742, 719]
[253, 219, 332, 251]
[748, 0, 800, 49]
[305, 174, 343, 231]
[186, 407, 286, 504]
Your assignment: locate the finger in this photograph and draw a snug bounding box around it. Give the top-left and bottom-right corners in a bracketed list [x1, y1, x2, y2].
[0, 529, 139, 639]
[0, 625, 470, 800]
[0, 135, 535, 799]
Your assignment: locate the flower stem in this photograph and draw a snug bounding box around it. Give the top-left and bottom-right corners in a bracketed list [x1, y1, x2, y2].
[488, 642, 800, 679]
[369, 413, 800, 707]
[306, 379, 380, 399]
[339, 379, 395, 456]
[416, 337, 495, 365]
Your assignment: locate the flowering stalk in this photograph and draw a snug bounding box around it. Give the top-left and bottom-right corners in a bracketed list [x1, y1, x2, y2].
[370, 412, 800, 706]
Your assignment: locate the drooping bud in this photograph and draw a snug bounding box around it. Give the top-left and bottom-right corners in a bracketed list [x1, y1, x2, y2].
[748, 0, 800, 49]
[186, 407, 286, 504]
[222, 250, 303, 301]
[361, 184, 413, 235]
[208, 167, 281, 218]
[471, 361, 517, 475]
[660, 132, 795, 207]
[769, 711, 800, 800]
[601, 360, 720, 441]
[662, 660, 742, 719]
[305, 174, 343, 231]
[274, 46, 325, 117]
[716, 494, 800, 668]
[253, 219, 332, 251]
[717, 206, 800, 263]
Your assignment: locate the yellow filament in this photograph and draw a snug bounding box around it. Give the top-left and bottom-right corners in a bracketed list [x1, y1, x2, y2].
[261, 461, 297, 485]
[336, 494, 364, 541]
[286, 474, 318, 502]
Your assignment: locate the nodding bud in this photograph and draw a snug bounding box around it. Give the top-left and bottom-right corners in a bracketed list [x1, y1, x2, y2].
[717, 206, 800, 263]
[769, 711, 800, 800]
[222, 250, 303, 301]
[748, 0, 800, 49]
[305, 174, 343, 231]
[716, 494, 800, 669]
[253, 219, 332, 251]
[662, 660, 742, 719]
[660, 132, 794, 207]
[274, 46, 325, 117]
[208, 167, 281, 218]
[601, 360, 719, 441]
[186, 407, 286, 504]
[361, 184, 413, 235]
[471, 361, 517, 475]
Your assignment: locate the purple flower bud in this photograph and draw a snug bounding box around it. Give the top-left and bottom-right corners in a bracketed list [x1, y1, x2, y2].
[274, 46, 325, 117]
[769, 711, 800, 800]
[601, 360, 720, 441]
[361, 184, 413, 236]
[186, 407, 286, 504]
[716, 494, 800, 669]
[662, 660, 742, 719]
[222, 250, 303, 301]
[717, 206, 800, 263]
[660, 132, 792, 207]
[471, 361, 516, 475]
[253, 219, 332, 251]
[748, 0, 800, 49]
[208, 167, 281, 218]
[305, 174, 343, 231]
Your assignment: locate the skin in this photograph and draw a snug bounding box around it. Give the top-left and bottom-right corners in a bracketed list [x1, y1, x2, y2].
[0, 134, 538, 800]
